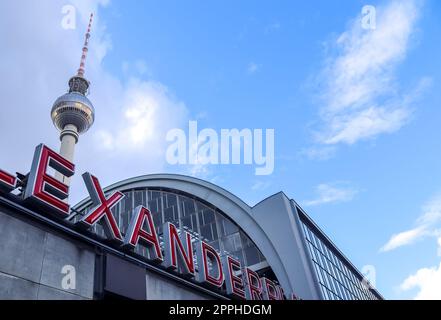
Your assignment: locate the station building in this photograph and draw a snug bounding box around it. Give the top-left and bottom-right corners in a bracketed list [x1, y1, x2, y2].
[0, 12, 382, 301]
[0, 172, 382, 300]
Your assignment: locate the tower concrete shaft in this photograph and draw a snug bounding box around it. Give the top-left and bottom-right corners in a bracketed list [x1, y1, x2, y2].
[55, 124, 79, 184]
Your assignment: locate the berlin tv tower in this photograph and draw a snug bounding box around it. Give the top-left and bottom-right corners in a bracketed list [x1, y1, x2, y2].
[51, 13, 95, 183]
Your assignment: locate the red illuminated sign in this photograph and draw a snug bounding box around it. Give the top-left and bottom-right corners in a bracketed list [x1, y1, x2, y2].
[124, 206, 163, 262]
[195, 241, 224, 288]
[223, 256, 246, 299]
[77, 172, 124, 242]
[24, 144, 75, 216]
[244, 268, 263, 300]
[0, 143, 300, 300]
[0, 169, 17, 193]
[163, 222, 195, 276]
[261, 277, 279, 300]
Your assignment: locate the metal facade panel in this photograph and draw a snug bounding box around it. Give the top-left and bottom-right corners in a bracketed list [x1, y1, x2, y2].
[105, 254, 146, 300]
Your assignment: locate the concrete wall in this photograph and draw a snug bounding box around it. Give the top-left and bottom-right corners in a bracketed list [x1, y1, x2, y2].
[104, 253, 213, 300]
[145, 271, 211, 300]
[0, 203, 217, 300]
[0, 206, 95, 300]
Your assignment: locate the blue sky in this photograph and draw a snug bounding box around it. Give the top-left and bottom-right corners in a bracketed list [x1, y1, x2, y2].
[1, 0, 441, 299]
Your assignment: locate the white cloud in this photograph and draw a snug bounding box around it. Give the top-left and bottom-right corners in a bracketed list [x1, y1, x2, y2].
[304, 182, 358, 206]
[393, 194, 441, 299]
[247, 62, 260, 74]
[417, 193, 441, 225]
[251, 180, 272, 191]
[437, 236, 441, 257]
[0, 1, 189, 204]
[380, 226, 427, 252]
[264, 22, 281, 35]
[381, 192, 441, 252]
[400, 262, 441, 300]
[122, 59, 150, 76]
[301, 146, 337, 161]
[323, 106, 410, 145]
[95, 79, 187, 152]
[316, 0, 423, 145]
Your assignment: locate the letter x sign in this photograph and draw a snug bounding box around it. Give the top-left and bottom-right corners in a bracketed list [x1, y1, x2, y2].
[77, 172, 125, 242]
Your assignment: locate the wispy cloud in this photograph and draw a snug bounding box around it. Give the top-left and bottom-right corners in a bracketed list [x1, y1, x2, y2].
[247, 62, 261, 74]
[391, 193, 441, 299]
[264, 22, 281, 35]
[380, 226, 428, 252]
[381, 192, 441, 252]
[122, 59, 150, 76]
[315, 0, 424, 146]
[304, 182, 358, 206]
[301, 146, 337, 161]
[251, 180, 272, 191]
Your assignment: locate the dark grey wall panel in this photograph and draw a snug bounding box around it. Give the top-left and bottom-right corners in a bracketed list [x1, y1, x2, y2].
[40, 233, 95, 299]
[37, 285, 85, 300]
[0, 207, 95, 300]
[0, 212, 46, 283]
[145, 272, 210, 300]
[0, 272, 39, 299]
[105, 254, 146, 300]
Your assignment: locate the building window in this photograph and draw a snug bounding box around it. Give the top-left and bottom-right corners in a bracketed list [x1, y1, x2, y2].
[80, 188, 268, 275]
[300, 220, 380, 300]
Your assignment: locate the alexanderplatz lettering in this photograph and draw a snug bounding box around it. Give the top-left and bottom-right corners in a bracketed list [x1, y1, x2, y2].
[0, 144, 299, 300]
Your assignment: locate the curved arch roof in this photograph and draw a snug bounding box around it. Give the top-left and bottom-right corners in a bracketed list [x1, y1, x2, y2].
[74, 173, 296, 296]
